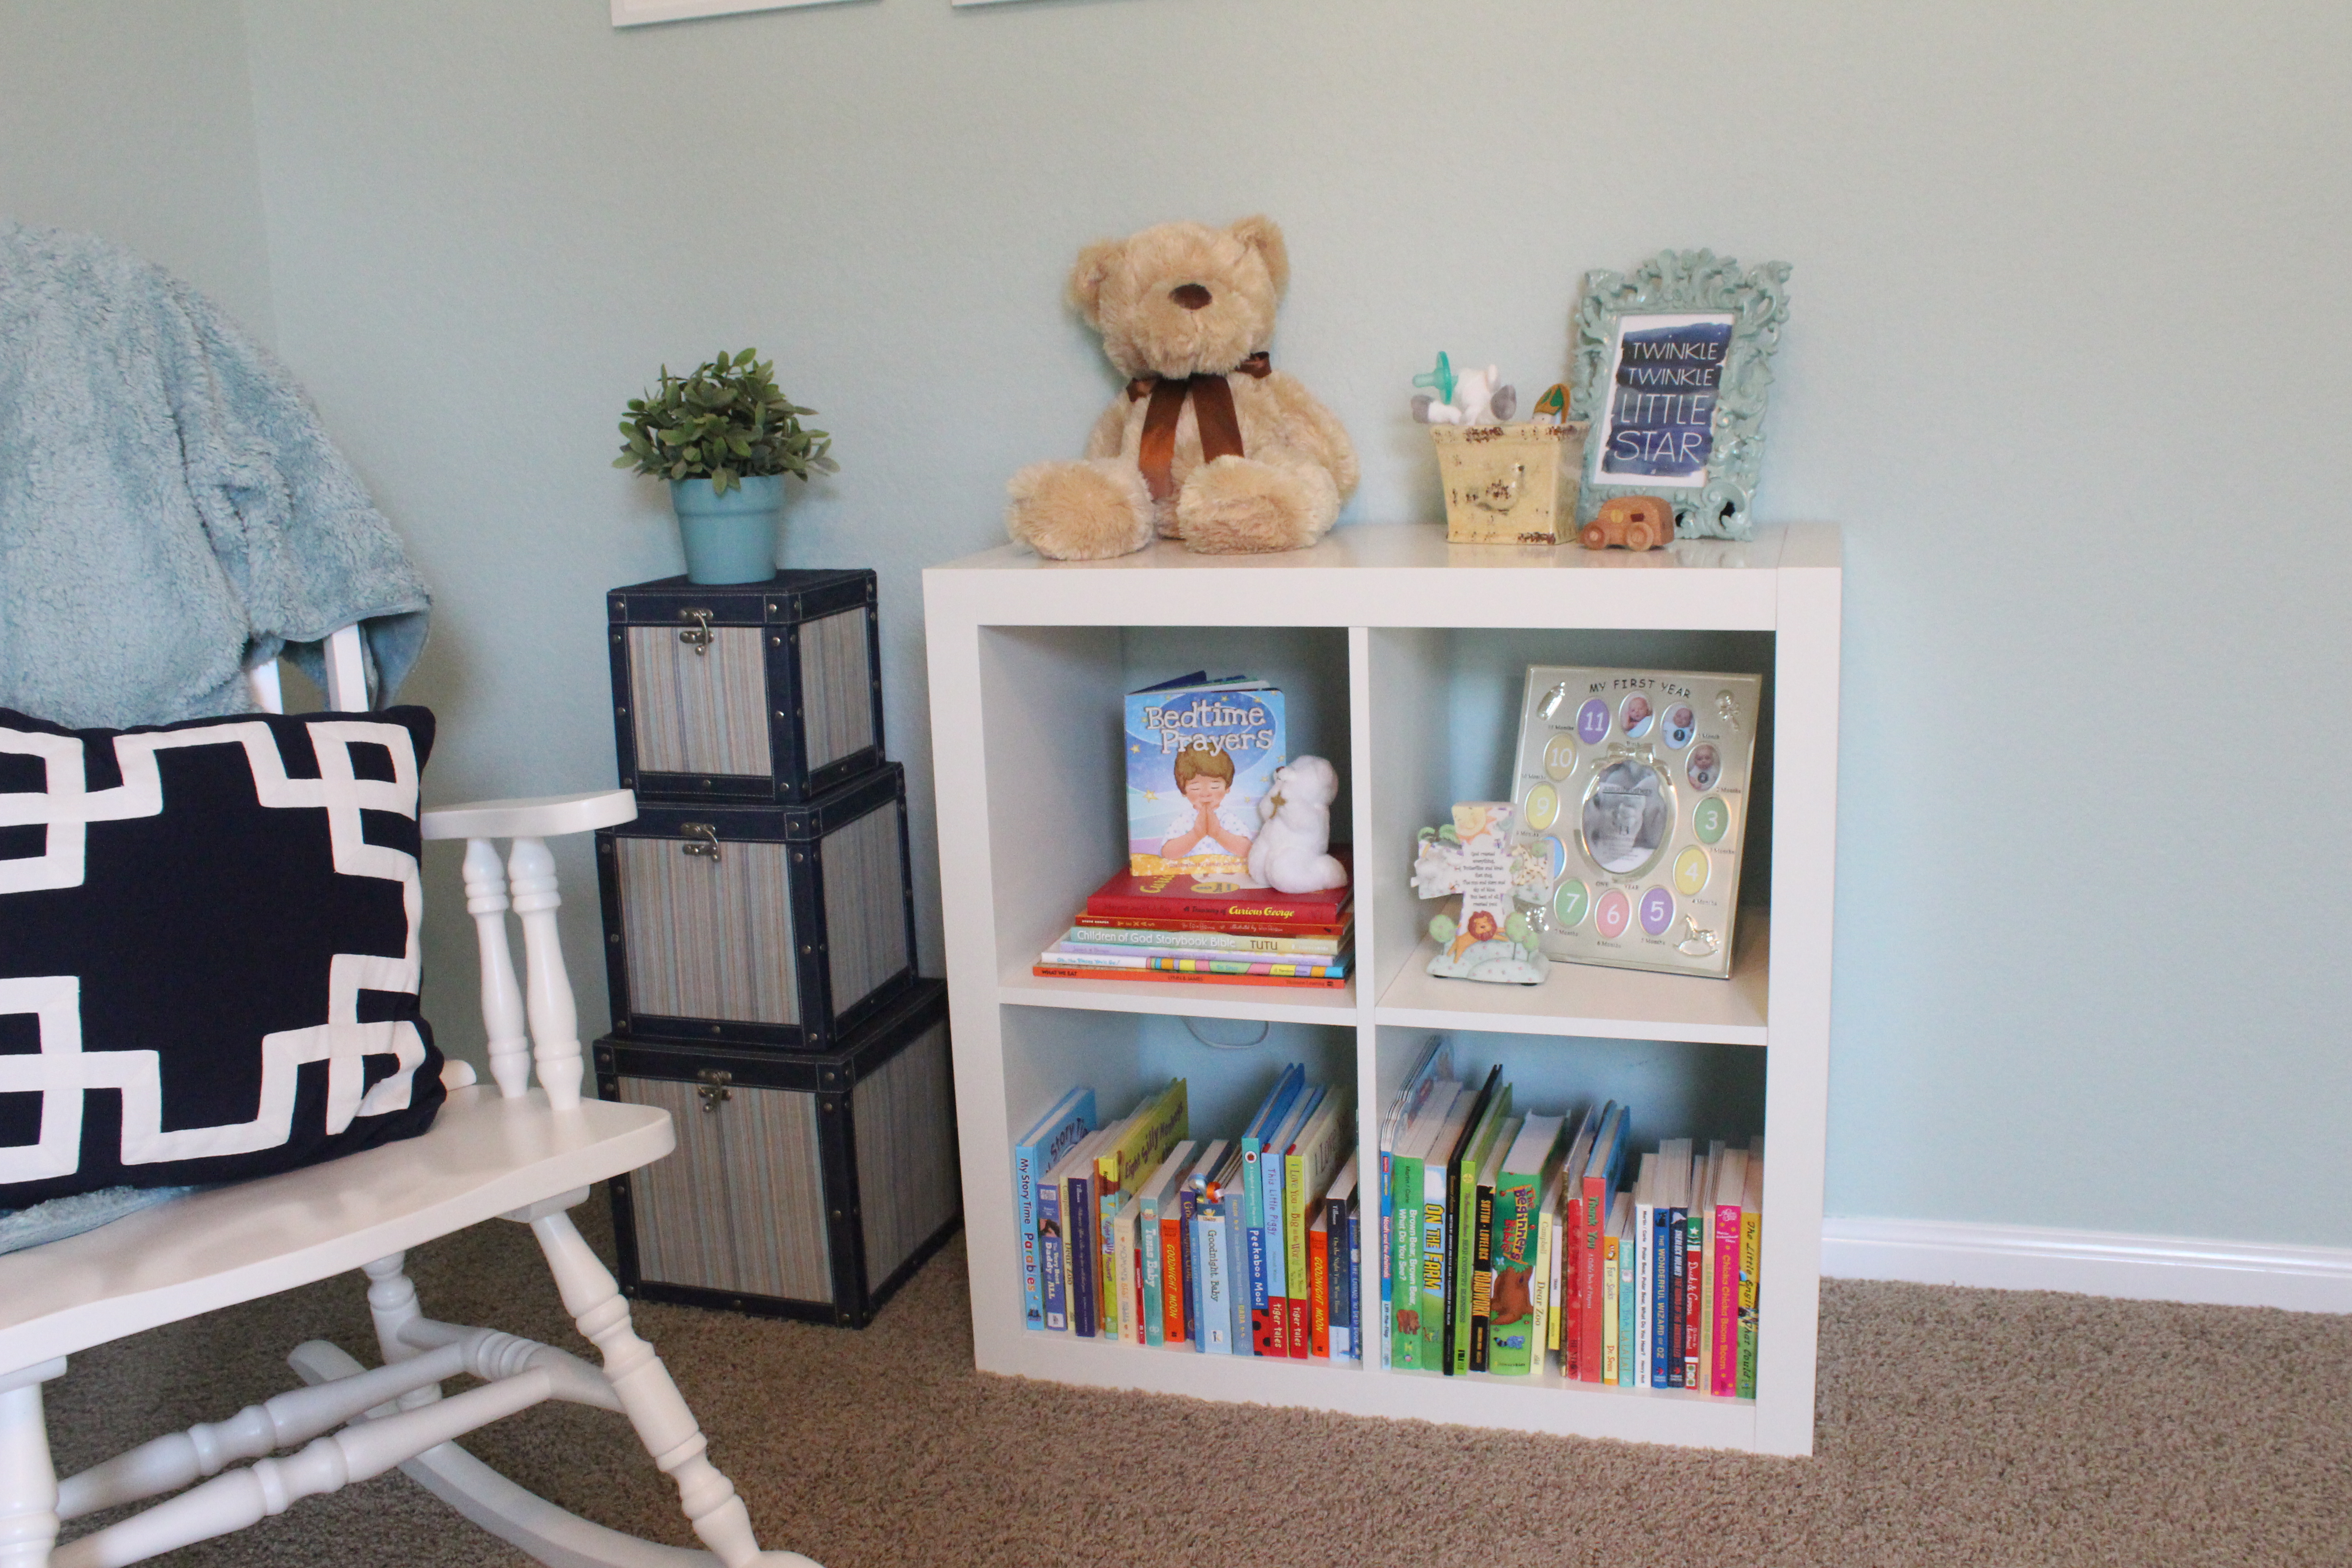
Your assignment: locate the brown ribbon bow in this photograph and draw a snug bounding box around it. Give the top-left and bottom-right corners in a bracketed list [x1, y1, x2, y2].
[1127, 352, 1272, 503]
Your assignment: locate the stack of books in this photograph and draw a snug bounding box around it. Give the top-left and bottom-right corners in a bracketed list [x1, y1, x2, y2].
[1012, 1068, 1363, 1362]
[1376, 1041, 1764, 1396]
[1030, 855, 1353, 990]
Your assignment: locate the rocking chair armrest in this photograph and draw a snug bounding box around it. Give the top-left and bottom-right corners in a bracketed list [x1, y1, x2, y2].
[420, 789, 636, 842]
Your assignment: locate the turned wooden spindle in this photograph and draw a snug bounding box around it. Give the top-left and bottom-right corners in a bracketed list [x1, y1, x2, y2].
[461, 838, 533, 1099]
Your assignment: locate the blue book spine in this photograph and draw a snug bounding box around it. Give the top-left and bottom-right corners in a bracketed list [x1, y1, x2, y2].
[1651, 1205, 1671, 1387]
[1377, 1152, 1393, 1367]
[1038, 1179, 1067, 1331]
[1177, 1184, 1201, 1349]
[1618, 1228, 1637, 1386]
[1232, 1194, 1251, 1354]
[1071, 1174, 1098, 1338]
[1328, 1195, 1352, 1361]
[1198, 1205, 1232, 1354]
[1013, 1091, 1097, 1332]
[1347, 1196, 1362, 1361]
[1664, 1205, 1686, 1387]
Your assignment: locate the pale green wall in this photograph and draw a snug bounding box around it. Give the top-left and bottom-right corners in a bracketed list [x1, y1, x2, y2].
[18, 0, 2352, 1245]
[0, 0, 274, 338]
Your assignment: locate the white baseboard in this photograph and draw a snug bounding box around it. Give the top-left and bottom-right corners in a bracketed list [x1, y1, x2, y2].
[1821, 1217, 2352, 1314]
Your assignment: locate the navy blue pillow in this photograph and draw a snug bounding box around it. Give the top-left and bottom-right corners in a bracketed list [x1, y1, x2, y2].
[0, 705, 445, 1207]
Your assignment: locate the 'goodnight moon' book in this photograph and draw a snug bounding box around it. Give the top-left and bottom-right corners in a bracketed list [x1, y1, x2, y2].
[1125, 673, 1285, 879]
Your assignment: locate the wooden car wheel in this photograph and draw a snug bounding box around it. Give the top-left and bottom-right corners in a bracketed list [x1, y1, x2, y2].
[1580, 522, 1609, 549]
[1627, 521, 1658, 550]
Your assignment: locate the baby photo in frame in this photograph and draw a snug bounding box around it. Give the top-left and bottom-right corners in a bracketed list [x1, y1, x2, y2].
[1506, 665, 1763, 980]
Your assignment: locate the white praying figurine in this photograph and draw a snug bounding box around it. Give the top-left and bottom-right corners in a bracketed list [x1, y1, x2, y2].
[1248, 755, 1349, 894]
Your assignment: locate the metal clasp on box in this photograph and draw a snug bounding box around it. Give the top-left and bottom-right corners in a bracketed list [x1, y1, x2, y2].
[695, 1068, 733, 1112]
[680, 823, 722, 863]
[679, 608, 715, 657]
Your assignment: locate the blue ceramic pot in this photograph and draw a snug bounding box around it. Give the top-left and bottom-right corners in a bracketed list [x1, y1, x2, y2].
[671, 475, 783, 584]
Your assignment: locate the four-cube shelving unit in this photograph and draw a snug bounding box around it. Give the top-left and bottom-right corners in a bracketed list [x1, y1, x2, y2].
[923, 523, 1841, 1455]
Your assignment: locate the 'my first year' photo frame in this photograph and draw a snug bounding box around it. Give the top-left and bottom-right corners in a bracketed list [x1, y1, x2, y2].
[1571, 250, 1791, 542]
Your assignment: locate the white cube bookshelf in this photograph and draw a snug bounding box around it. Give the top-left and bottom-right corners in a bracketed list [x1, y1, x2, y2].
[924, 523, 1840, 1456]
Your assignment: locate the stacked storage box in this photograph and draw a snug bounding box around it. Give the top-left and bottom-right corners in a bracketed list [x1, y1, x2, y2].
[594, 570, 960, 1326]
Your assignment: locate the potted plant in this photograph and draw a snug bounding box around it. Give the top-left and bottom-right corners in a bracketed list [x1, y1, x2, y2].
[615, 348, 835, 584]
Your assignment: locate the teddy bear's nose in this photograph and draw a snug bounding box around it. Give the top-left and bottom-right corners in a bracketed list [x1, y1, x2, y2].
[1170, 283, 1213, 310]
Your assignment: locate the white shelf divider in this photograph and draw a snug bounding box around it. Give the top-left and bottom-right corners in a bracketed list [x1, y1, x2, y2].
[925, 523, 1840, 1457]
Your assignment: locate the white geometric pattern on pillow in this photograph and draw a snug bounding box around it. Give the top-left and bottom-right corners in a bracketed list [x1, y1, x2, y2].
[0, 719, 426, 1181]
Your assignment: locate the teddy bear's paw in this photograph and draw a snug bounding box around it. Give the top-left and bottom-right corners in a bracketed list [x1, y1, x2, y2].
[1006, 459, 1155, 561]
[1176, 456, 1338, 554]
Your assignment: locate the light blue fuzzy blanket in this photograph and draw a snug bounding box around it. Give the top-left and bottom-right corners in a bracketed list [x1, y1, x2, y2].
[0, 221, 429, 727]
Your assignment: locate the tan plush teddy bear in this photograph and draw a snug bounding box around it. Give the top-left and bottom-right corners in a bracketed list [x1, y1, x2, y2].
[1006, 216, 1358, 559]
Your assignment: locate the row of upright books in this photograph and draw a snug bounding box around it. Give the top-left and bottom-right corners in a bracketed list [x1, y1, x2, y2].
[1377, 1040, 1764, 1395]
[1030, 860, 1353, 991]
[1012, 1068, 1362, 1359]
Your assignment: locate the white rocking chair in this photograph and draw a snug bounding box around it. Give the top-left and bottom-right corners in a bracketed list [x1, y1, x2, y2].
[0, 627, 818, 1568]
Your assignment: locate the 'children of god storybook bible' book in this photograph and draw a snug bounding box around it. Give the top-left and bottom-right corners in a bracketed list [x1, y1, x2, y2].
[1125, 674, 1285, 880]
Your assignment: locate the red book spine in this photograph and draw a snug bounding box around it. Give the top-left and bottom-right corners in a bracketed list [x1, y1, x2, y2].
[1134, 1233, 1147, 1346]
[1561, 1195, 1583, 1380]
[1161, 1214, 1186, 1345]
[1713, 1200, 1742, 1395]
[1578, 1175, 1607, 1382]
[1074, 913, 1353, 939]
[1308, 1238, 1330, 1359]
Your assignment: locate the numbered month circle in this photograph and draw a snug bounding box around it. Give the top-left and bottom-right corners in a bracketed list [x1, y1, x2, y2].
[1523, 782, 1559, 831]
[1639, 885, 1676, 936]
[1543, 732, 1580, 779]
[1575, 699, 1611, 745]
[1594, 888, 1632, 938]
[1538, 835, 1569, 882]
[1693, 794, 1730, 844]
[1673, 846, 1710, 895]
[1620, 693, 1655, 738]
[1686, 742, 1721, 793]
[1580, 759, 1672, 877]
[1553, 877, 1589, 928]
[1662, 703, 1696, 750]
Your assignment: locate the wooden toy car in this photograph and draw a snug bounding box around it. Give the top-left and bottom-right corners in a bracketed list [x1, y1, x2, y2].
[1580, 494, 1675, 551]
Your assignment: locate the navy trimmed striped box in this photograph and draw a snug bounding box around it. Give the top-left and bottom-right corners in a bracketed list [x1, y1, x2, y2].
[597, 979, 960, 1327]
[594, 763, 916, 1052]
[608, 570, 884, 806]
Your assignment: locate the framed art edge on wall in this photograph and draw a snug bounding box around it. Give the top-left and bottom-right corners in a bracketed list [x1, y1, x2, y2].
[613, 0, 858, 28]
[1569, 250, 1791, 543]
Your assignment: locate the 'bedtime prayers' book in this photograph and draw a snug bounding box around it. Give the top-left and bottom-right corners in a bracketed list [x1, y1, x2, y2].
[1126, 672, 1284, 880]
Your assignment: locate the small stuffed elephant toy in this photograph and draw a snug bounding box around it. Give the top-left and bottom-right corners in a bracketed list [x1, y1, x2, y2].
[1412, 363, 1518, 427]
[1247, 755, 1348, 894]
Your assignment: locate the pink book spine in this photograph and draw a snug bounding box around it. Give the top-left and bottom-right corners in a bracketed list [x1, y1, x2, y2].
[1712, 1199, 1742, 1396]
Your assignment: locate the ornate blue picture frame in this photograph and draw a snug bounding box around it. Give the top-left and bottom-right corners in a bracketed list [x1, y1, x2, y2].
[1569, 250, 1791, 542]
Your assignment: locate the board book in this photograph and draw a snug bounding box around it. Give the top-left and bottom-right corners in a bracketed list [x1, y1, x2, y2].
[1125, 672, 1284, 880]
[1014, 1088, 1098, 1332]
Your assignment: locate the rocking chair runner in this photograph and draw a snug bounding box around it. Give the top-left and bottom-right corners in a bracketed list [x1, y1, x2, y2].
[0, 627, 819, 1568]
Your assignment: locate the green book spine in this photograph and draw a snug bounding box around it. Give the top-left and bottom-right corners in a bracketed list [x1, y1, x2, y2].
[1418, 1154, 1448, 1372]
[1390, 1149, 1424, 1369]
[1485, 1176, 1539, 1376]
[1450, 1089, 1510, 1375]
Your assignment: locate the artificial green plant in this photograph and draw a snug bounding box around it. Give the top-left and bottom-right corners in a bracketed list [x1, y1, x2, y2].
[615, 348, 835, 495]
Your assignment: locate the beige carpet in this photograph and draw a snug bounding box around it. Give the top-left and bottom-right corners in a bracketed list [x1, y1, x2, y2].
[44, 1198, 2352, 1568]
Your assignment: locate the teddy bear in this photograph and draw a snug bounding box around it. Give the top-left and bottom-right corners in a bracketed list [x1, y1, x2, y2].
[1247, 755, 1348, 894]
[1006, 216, 1358, 560]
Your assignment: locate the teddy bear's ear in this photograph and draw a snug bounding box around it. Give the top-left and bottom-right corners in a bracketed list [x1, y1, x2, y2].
[1227, 215, 1290, 298]
[1066, 238, 1122, 329]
